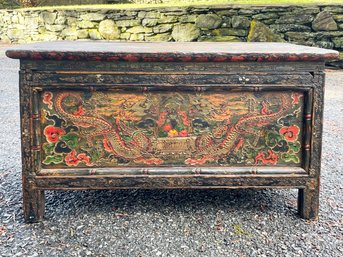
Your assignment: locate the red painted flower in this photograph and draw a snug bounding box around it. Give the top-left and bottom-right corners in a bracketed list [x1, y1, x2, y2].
[42, 92, 53, 109]
[255, 150, 278, 165]
[178, 111, 191, 126]
[291, 92, 302, 105]
[44, 125, 65, 143]
[163, 124, 172, 132]
[179, 130, 188, 137]
[157, 112, 168, 126]
[65, 149, 79, 166]
[279, 125, 300, 142]
[65, 149, 93, 167]
[77, 153, 93, 166]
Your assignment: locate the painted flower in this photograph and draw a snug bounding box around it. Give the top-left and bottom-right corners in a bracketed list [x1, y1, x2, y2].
[157, 112, 168, 126]
[65, 149, 93, 167]
[65, 149, 79, 166]
[255, 150, 278, 165]
[178, 111, 191, 126]
[179, 130, 188, 137]
[168, 129, 178, 137]
[44, 125, 65, 143]
[77, 153, 93, 166]
[42, 92, 53, 109]
[279, 125, 300, 142]
[291, 92, 302, 105]
[163, 124, 172, 132]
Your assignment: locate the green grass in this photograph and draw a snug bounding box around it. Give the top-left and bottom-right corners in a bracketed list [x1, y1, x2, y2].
[16, 0, 343, 11]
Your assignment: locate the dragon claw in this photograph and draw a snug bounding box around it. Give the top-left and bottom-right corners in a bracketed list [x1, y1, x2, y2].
[185, 156, 214, 165]
[134, 157, 164, 165]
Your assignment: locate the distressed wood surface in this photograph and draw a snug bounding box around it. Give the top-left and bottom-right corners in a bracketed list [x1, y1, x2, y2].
[21, 60, 325, 72]
[30, 72, 314, 86]
[6, 42, 339, 62]
[11, 42, 330, 222]
[34, 175, 315, 190]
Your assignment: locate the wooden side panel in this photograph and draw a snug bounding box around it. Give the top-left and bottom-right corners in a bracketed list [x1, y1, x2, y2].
[20, 70, 45, 223]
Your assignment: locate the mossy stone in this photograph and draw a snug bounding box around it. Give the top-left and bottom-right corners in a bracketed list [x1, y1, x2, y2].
[130, 33, 144, 41]
[212, 28, 247, 37]
[77, 29, 89, 39]
[116, 19, 141, 27]
[77, 20, 95, 29]
[39, 12, 57, 25]
[31, 33, 58, 41]
[195, 14, 222, 29]
[158, 15, 177, 24]
[199, 36, 241, 42]
[332, 37, 343, 48]
[99, 19, 121, 40]
[153, 24, 173, 34]
[232, 16, 251, 29]
[80, 13, 106, 22]
[61, 27, 78, 38]
[171, 23, 200, 42]
[248, 20, 285, 42]
[145, 33, 171, 42]
[126, 26, 153, 34]
[88, 29, 102, 40]
[312, 11, 338, 31]
[46, 24, 65, 32]
[142, 18, 158, 27]
[276, 15, 314, 25]
[7, 28, 25, 40]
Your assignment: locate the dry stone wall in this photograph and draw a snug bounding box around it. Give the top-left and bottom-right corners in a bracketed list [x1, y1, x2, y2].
[0, 5, 342, 67]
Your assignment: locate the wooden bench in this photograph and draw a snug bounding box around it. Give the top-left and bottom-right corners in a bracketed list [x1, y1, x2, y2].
[6, 42, 338, 223]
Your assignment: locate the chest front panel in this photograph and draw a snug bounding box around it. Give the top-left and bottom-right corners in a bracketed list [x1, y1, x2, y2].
[39, 89, 305, 168]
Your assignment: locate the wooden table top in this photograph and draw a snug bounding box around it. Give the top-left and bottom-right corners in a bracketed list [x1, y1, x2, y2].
[6, 41, 339, 62]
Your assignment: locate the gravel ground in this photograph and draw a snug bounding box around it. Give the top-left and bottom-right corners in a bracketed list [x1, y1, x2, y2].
[0, 43, 342, 257]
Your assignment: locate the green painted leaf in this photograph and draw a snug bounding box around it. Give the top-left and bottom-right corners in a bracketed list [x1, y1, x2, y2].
[43, 143, 55, 155]
[281, 153, 300, 163]
[175, 124, 184, 131]
[158, 131, 168, 137]
[266, 132, 283, 147]
[288, 141, 301, 153]
[244, 148, 257, 159]
[60, 133, 79, 148]
[43, 155, 63, 165]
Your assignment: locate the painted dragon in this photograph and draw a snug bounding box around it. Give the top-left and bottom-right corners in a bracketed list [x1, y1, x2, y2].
[185, 93, 293, 165]
[52, 91, 292, 166]
[54, 92, 163, 165]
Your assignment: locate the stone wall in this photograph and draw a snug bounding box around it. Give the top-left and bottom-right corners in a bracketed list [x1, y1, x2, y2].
[0, 5, 342, 67]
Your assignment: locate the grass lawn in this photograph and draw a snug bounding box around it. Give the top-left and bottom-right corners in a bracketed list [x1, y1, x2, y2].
[17, 0, 343, 11]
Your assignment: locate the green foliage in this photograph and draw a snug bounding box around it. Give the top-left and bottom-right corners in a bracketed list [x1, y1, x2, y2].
[3, 0, 342, 10]
[0, 0, 19, 9]
[0, 0, 47, 9]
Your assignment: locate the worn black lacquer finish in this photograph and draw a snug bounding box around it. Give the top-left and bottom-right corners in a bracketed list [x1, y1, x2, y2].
[6, 41, 338, 223]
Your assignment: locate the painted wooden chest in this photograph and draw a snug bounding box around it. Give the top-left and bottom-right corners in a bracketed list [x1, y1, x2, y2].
[6, 42, 338, 223]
